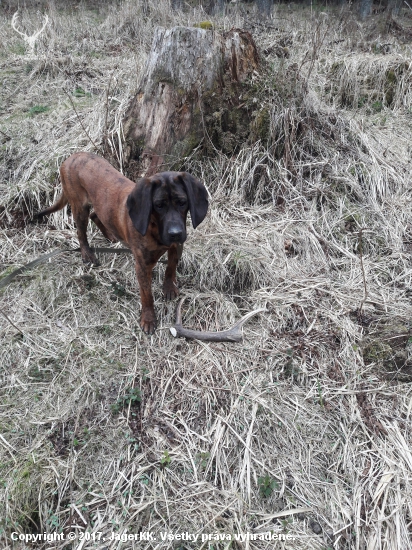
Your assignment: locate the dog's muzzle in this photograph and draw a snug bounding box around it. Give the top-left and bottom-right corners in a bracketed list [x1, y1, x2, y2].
[167, 225, 184, 243]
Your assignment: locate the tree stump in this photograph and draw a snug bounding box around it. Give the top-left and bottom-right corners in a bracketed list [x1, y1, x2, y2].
[123, 26, 259, 176]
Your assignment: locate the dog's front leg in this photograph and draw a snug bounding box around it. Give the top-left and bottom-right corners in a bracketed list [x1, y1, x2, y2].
[163, 244, 180, 301]
[134, 259, 157, 335]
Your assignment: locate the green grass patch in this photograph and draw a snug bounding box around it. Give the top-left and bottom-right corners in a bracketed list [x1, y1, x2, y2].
[27, 105, 49, 117]
[73, 87, 92, 98]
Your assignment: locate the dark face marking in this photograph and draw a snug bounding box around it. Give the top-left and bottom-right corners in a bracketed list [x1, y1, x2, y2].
[151, 178, 188, 246]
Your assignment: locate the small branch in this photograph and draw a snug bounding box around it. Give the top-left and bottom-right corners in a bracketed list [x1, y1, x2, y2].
[0, 309, 23, 335]
[62, 88, 102, 153]
[103, 69, 116, 156]
[170, 298, 265, 342]
[358, 227, 368, 317]
[0, 129, 12, 141]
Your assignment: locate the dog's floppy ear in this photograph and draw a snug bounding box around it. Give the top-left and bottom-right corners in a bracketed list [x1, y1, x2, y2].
[126, 178, 153, 236]
[180, 173, 208, 229]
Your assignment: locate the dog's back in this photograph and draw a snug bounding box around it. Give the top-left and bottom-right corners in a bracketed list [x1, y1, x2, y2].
[36, 153, 133, 220]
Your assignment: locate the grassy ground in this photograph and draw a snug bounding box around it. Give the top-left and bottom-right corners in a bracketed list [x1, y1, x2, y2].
[1, 1, 412, 549]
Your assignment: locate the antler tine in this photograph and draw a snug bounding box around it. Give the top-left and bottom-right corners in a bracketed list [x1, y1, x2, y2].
[11, 13, 27, 39]
[170, 298, 265, 343]
[32, 14, 49, 40]
[174, 297, 185, 325]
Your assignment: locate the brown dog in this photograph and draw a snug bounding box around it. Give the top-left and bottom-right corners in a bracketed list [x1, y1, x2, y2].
[36, 152, 208, 334]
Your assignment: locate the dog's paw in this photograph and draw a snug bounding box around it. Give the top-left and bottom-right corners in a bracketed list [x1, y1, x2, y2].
[163, 280, 179, 301]
[106, 232, 118, 243]
[140, 311, 157, 335]
[82, 254, 100, 267]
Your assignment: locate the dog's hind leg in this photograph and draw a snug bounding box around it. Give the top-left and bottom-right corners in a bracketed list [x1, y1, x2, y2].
[89, 212, 117, 242]
[73, 205, 99, 266]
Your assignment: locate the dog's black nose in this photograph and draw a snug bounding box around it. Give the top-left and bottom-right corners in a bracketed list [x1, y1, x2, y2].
[168, 226, 183, 242]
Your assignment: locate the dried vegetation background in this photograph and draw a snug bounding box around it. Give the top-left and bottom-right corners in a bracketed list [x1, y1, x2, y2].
[1, 1, 412, 548]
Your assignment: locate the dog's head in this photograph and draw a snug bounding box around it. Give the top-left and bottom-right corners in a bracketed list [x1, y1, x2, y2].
[126, 171, 208, 246]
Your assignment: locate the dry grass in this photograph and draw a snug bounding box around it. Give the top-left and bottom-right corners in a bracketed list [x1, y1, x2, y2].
[1, 1, 412, 549]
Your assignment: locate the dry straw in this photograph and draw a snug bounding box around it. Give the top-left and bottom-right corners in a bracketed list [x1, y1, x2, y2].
[1, 1, 412, 549]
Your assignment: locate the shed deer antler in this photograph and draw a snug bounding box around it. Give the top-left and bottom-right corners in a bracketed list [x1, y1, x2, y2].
[170, 298, 266, 342]
[11, 12, 49, 55]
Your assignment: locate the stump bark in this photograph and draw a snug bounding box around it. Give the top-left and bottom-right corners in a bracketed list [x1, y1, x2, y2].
[123, 26, 259, 176]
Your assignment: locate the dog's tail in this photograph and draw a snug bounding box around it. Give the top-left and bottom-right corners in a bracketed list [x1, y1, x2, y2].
[35, 193, 68, 220]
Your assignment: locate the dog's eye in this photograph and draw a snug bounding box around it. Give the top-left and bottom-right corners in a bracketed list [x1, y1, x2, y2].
[178, 200, 187, 207]
[155, 202, 167, 209]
